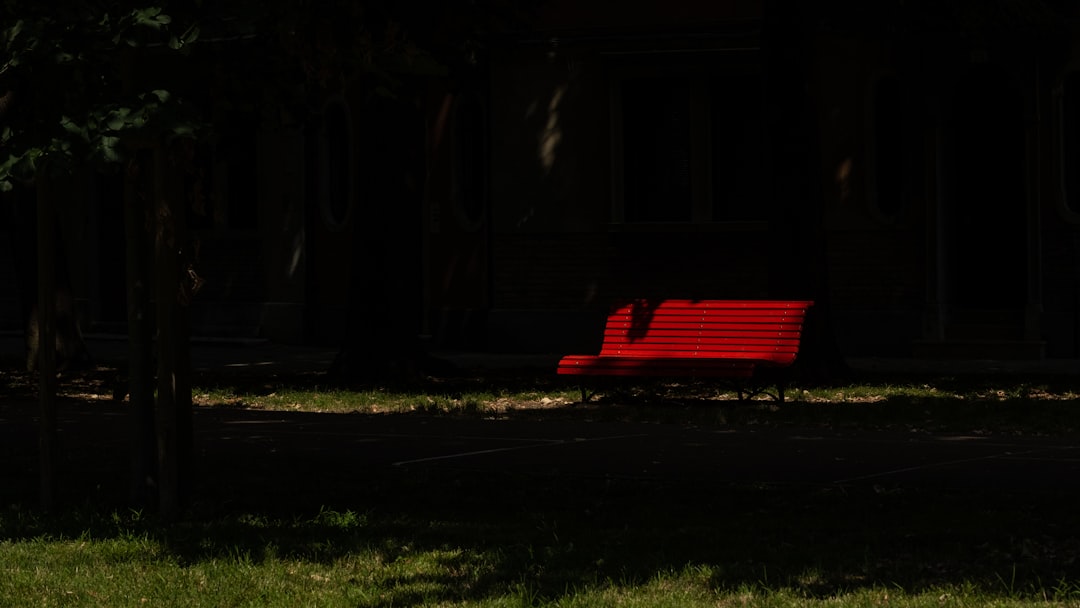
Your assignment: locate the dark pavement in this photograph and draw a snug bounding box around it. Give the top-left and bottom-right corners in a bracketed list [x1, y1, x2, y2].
[4, 332, 1080, 508]
[4, 396, 1080, 510]
[192, 410, 1080, 494]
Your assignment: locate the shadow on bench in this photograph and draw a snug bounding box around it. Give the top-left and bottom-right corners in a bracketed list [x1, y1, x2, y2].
[556, 299, 814, 403]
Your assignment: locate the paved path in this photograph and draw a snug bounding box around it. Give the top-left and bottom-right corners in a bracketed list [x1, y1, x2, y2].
[5, 333, 1080, 507]
[190, 410, 1080, 494]
[6, 401, 1078, 508]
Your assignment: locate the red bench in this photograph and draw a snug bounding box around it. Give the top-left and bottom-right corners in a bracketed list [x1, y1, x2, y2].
[557, 299, 814, 402]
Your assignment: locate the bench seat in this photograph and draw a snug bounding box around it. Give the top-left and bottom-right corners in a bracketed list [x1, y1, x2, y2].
[556, 356, 756, 378]
[556, 299, 814, 401]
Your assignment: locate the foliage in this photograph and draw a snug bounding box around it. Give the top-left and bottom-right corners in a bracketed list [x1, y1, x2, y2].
[0, 1, 202, 190]
[0, 0, 485, 192]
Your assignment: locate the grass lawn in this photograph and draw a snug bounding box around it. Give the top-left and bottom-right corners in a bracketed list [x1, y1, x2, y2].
[3, 359, 1080, 606]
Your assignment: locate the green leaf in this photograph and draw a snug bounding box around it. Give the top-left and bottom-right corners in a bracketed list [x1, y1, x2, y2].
[133, 7, 171, 29]
[99, 136, 122, 162]
[170, 123, 196, 138]
[105, 108, 131, 130]
[0, 151, 38, 185]
[59, 116, 83, 136]
[11, 150, 38, 177]
[182, 24, 200, 45]
[2, 20, 24, 47]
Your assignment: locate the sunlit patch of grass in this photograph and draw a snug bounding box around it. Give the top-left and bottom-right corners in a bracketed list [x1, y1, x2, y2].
[8, 356, 1080, 436]
[796, 383, 947, 403]
[181, 374, 1080, 438]
[192, 384, 581, 415]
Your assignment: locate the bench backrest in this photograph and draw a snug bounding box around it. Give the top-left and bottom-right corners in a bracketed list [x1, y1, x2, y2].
[597, 299, 814, 365]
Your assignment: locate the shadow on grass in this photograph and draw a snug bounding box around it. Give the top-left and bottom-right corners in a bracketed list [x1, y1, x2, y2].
[3, 360, 1080, 604]
[3, 457, 1079, 604]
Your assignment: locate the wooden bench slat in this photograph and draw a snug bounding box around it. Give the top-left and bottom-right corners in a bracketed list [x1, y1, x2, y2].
[608, 315, 808, 323]
[599, 348, 800, 356]
[599, 350, 800, 359]
[607, 339, 799, 348]
[594, 354, 797, 365]
[609, 319, 812, 328]
[610, 300, 812, 310]
[607, 326, 806, 335]
[604, 330, 807, 341]
[607, 312, 808, 320]
[600, 341, 802, 350]
[598, 350, 799, 357]
[556, 356, 756, 378]
[609, 304, 809, 311]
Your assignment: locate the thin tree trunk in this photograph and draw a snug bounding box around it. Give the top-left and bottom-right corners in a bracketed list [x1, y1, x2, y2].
[36, 174, 57, 511]
[153, 144, 193, 521]
[154, 146, 178, 520]
[125, 152, 156, 508]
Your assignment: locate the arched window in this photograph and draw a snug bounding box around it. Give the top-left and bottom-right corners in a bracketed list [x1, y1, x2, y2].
[319, 99, 354, 229]
[871, 75, 906, 219]
[453, 94, 488, 229]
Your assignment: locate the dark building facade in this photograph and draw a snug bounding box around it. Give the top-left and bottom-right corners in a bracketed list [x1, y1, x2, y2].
[5, 1, 1080, 362]
[471, 0, 1080, 359]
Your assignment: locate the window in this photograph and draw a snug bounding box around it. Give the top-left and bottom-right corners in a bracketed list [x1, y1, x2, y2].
[621, 77, 693, 222]
[453, 94, 488, 229]
[319, 99, 354, 229]
[225, 117, 259, 230]
[869, 74, 922, 221]
[710, 72, 766, 221]
[186, 114, 259, 232]
[613, 67, 766, 224]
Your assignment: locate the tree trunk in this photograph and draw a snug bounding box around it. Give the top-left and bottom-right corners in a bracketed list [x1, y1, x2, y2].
[153, 145, 193, 521]
[36, 173, 57, 511]
[125, 152, 157, 508]
[15, 181, 90, 376]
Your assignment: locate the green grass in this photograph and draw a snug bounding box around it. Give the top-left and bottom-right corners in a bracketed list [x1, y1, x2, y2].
[5, 363, 1080, 606]
[4, 482, 1080, 607]
[184, 371, 1080, 437]
[191, 384, 572, 415]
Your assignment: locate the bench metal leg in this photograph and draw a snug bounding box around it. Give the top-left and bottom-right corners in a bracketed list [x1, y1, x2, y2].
[571, 383, 596, 404]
